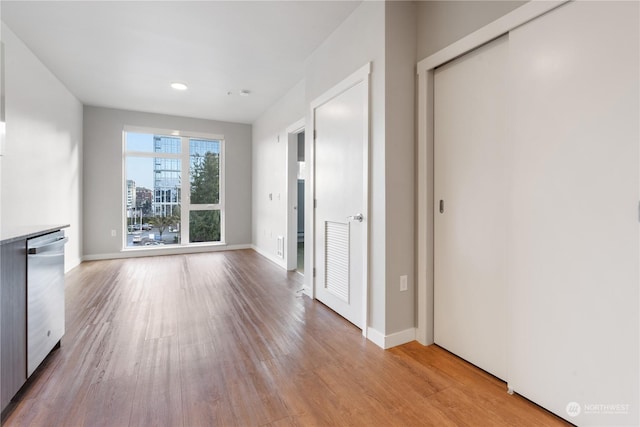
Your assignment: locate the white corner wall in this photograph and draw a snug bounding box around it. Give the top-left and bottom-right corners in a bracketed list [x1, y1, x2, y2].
[83, 106, 251, 259]
[1, 24, 83, 271]
[251, 81, 305, 268]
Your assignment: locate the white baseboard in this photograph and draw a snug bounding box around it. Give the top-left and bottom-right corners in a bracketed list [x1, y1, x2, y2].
[82, 243, 252, 262]
[366, 327, 416, 349]
[385, 327, 417, 348]
[367, 327, 386, 348]
[251, 245, 287, 270]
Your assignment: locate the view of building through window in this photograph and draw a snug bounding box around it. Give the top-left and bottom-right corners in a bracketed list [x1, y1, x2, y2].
[124, 131, 222, 248]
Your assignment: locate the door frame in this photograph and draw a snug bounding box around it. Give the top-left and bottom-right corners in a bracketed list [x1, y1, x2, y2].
[286, 118, 305, 272]
[415, 1, 568, 345]
[308, 62, 371, 336]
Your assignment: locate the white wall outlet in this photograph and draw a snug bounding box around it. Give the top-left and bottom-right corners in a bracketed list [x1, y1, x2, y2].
[111, 229, 117, 237]
[400, 275, 408, 291]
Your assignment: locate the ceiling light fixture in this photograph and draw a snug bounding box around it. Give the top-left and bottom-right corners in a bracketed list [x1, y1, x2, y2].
[171, 82, 188, 91]
[239, 90, 250, 97]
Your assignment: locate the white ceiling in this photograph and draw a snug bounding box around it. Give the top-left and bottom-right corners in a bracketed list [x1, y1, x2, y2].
[1, 1, 361, 124]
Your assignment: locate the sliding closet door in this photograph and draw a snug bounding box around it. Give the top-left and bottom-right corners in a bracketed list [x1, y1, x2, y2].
[434, 36, 508, 380]
[507, 2, 639, 425]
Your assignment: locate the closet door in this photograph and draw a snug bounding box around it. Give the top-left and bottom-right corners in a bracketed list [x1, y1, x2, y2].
[434, 35, 508, 380]
[507, 2, 639, 425]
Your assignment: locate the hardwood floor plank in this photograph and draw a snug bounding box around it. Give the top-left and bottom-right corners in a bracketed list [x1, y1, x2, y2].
[2, 250, 570, 426]
[180, 360, 234, 426]
[81, 377, 136, 427]
[223, 360, 290, 426]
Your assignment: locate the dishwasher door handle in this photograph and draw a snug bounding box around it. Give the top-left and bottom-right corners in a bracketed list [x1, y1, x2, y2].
[28, 237, 68, 255]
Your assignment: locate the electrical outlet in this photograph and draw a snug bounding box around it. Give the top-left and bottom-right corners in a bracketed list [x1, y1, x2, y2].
[111, 229, 117, 237]
[400, 275, 408, 291]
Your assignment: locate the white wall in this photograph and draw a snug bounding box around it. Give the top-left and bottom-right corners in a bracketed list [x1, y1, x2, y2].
[1, 24, 83, 271]
[251, 80, 305, 267]
[83, 106, 251, 259]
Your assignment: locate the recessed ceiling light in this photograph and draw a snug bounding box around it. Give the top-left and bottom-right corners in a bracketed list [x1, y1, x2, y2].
[239, 90, 250, 97]
[171, 82, 188, 91]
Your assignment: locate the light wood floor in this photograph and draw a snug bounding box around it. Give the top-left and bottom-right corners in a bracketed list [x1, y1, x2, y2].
[2, 250, 569, 426]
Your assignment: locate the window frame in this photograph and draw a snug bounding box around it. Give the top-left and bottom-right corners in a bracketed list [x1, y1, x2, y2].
[122, 126, 225, 250]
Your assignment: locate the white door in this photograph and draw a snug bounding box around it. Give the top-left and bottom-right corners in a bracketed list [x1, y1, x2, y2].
[434, 35, 508, 380]
[313, 77, 368, 330]
[507, 2, 639, 424]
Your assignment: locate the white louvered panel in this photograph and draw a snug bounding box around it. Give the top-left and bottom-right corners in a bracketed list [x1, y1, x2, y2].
[324, 221, 350, 302]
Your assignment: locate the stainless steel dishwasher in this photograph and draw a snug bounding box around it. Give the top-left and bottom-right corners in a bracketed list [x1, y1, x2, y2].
[27, 230, 67, 376]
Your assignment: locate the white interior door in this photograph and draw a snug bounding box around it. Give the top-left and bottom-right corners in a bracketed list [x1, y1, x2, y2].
[314, 78, 368, 330]
[434, 35, 508, 380]
[507, 2, 639, 424]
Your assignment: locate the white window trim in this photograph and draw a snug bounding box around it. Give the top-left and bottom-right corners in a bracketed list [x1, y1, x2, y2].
[122, 126, 226, 250]
[124, 125, 224, 141]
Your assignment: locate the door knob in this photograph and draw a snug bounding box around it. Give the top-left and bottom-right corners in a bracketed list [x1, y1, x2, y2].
[347, 213, 364, 222]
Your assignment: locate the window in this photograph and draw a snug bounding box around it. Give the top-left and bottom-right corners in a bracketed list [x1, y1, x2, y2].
[123, 128, 224, 248]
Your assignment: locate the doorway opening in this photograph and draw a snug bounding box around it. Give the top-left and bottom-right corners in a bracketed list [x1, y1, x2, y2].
[286, 119, 305, 275]
[296, 131, 305, 274]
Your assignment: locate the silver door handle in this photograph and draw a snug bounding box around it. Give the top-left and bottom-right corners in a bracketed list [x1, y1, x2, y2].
[347, 213, 364, 222]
